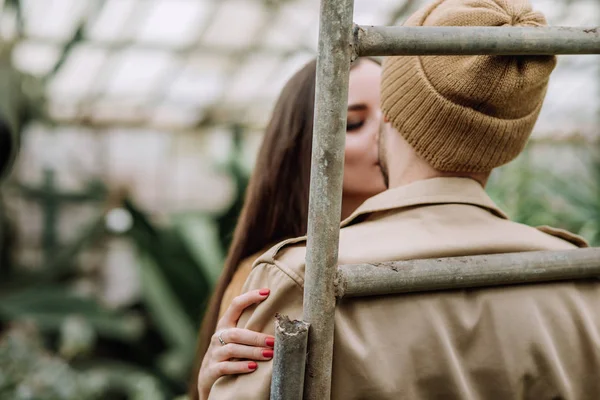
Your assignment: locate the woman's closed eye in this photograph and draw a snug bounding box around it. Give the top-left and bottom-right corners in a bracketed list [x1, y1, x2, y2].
[347, 104, 368, 132]
[347, 119, 365, 131]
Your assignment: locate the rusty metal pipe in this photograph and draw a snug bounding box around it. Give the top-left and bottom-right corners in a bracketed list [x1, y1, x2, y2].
[302, 0, 355, 398]
[355, 26, 600, 58]
[336, 248, 600, 299]
[270, 315, 310, 400]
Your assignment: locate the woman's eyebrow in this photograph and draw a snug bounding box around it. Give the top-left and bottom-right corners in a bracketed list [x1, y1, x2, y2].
[347, 104, 367, 111]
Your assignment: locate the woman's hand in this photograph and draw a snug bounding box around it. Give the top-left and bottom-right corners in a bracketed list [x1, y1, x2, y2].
[197, 288, 274, 400]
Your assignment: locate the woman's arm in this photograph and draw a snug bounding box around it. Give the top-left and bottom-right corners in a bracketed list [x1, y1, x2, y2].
[197, 288, 274, 400]
[208, 262, 304, 400]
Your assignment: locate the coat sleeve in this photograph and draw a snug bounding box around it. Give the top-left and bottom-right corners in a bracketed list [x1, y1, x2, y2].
[218, 259, 254, 319]
[208, 261, 304, 400]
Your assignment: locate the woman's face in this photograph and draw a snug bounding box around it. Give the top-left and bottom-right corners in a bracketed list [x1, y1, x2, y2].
[343, 60, 386, 199]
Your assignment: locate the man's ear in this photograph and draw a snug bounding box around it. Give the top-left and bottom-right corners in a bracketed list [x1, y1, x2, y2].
[383, 114, 389, 123]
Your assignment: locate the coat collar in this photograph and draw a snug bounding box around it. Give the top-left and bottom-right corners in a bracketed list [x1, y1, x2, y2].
[341, 177, 508, 228]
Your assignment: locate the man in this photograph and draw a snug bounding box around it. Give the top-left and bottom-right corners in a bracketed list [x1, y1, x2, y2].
[209, 0, 599, 398]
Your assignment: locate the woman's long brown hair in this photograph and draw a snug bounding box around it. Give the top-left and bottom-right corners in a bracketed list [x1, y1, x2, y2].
[188, 59, 317, 399]
[189, 58, 377, 399]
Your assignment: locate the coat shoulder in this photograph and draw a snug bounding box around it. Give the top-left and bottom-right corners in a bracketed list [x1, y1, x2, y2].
[535, 225, 588, 248]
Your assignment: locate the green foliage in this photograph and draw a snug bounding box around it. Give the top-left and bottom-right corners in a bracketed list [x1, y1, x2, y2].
[487, 143, 599, 246]
[552, 149, 600, 245]
[0, 323, 165, 400]
[0, 130, 250, 399]
[214, 125, 251, 251]
[0, 324, 93, 400]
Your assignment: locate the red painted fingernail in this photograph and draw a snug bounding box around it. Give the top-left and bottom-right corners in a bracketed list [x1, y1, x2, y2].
[266, 337, 275, 347]
[248, 362, 258, 370]
[263, 349, 274, 358]
[259, 288, 270, 296]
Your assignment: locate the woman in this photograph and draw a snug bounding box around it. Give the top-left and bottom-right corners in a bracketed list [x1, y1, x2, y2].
[191, 57, 385, 400]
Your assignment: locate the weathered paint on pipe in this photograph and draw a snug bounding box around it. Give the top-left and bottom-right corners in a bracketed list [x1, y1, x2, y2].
[303, 0, 355, 398]
[355, 26, 600, 58]
[336, 248, 600, 298]
[270, 315, 309, 400]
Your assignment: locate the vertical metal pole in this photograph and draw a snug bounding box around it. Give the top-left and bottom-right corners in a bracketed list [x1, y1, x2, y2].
[270, 315, 309, 400]
[303, 0, 354, 398]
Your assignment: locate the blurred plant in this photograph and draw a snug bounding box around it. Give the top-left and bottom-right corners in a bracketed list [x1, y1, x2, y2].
[0, 322, 163, 400]
[488, 143, 599, 246]
[0, 323, 93, 400]
[549, 146, 600, 245]
[120, 124, 250, 385]
[214, 124, 251, 250]
[0, 126, 250, 399]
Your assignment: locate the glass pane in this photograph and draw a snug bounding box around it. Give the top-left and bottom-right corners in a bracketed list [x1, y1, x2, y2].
[135, 0, 209, 47]
[12, 41, 61, 76]
[86, 0, 139, 41]
[202, 0, 267, 50]
[47, 44, 108, 99]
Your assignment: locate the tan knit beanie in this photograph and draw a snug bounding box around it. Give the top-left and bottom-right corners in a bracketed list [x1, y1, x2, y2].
[381, 0, 557, 172]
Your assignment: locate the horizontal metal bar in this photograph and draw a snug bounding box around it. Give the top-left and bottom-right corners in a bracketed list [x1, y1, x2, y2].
[355, 26, 600, 57]
[336, 248, 600, 299]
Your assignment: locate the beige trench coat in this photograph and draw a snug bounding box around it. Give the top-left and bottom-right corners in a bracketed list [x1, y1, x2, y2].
[209, 177, 597, 400]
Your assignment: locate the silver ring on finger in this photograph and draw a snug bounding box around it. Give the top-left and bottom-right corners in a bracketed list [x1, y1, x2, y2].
[217, 331, 227, 346]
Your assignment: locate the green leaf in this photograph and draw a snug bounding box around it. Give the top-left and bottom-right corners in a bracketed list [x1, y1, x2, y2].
[171, 214, 224, 286]
[0, 287, 144, 341]
[125, 199, 212, 324]
[136, 253, 195, 355]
